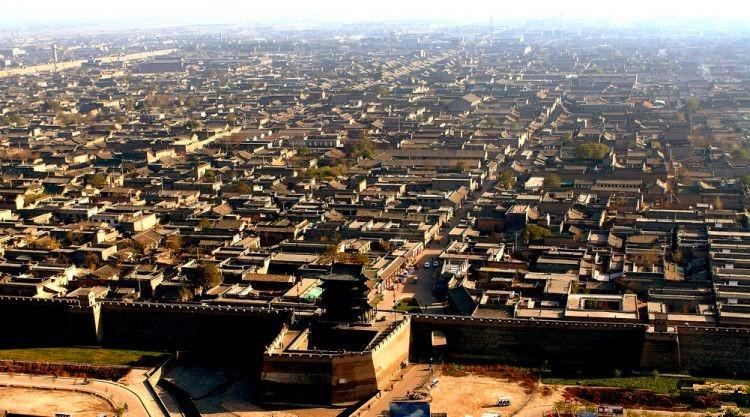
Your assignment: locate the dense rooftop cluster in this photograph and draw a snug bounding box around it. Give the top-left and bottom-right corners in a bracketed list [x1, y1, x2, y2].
[1, 26, 750, 329]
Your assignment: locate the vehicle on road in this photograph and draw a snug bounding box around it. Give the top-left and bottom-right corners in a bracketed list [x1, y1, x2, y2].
[497, 396, 512, 407]
[412, 276, 419, 284]
[433, 260, 439, 267]
[424, 261, 431, 268]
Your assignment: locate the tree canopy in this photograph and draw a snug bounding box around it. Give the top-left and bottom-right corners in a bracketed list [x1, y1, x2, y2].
[498, 169, 517, 190]
[346, 137, 375, 159]
[193, 261, 222, 294]
[87, 173, 108, 188]
[524, 224, 552, 243]
[575, 143, 610, 160]
[544, 173, 561, 188]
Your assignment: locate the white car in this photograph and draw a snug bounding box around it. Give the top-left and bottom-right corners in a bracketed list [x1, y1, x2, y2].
[424, 261, 431, 268]
[433, 260, 439, 267]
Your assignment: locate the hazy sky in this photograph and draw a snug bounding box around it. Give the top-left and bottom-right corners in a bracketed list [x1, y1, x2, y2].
[3, 0, 750, 25]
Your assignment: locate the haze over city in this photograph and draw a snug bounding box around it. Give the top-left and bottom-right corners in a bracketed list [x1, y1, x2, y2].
[3, 0, 750, 25]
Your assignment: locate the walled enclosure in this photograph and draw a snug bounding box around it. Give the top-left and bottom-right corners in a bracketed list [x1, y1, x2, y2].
[261, 318, 411, 405]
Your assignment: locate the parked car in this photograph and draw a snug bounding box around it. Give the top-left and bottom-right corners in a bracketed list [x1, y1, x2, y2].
[433, 260, 439, 267]
[424, 261, 431, 268]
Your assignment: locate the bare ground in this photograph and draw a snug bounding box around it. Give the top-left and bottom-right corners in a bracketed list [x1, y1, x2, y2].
[429, 370, 566, 417]
[0, 386, 114, 417]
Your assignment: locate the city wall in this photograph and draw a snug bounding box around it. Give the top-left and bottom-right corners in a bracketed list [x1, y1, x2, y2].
[0, 296, 291, 360]
[410, 314, 750, 375]
[0, 49, 177, 78]
[98, 301, 291, 361]
[260, 318, 410, 405]
[677, 326, 750, 374]
[410, 314, 646, 372]
[1, 296, 749, 378]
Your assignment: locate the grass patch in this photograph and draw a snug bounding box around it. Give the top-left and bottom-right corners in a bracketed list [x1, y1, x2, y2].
[394, 297, 421, 312]
[544, 375, 750, 396]
[0, 347, 166, 367]
[543, 376, 682, 395]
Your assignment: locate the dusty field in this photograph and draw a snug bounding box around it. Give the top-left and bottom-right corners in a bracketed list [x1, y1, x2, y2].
[429, 371, 565, 417]
[0, 386, 114, 417]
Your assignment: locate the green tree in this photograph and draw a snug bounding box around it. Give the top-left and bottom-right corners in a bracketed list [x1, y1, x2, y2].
[124, 97, 136, 111]
[165, 235, 183, 253]
[226, 182, 251, 194]
[198, 218, 212, 230]
[184, 96, 200, 108]
[524, 224, 552, 243]
[297, 146, 312, 157]
[455, 160, 467, 172]
[347, 137, 375, 159]
[185, 120, 203, 131]
[376, 86, 390, 96]
[576, 143, 610, 160]
[583, 67, 604, 74]
[178, 286, 194, 302]
[193, 261, 222, 294]
[544, 173, 561, 188]
[498, 170, 517, 190]
[2, 113, 28, 126]
[721, 408, 745, 417]
[350, 253, 370, 266]
[302, 164, 349, 179]
[57, 112, 78, 126]
[684, 96, 701, 114]
[87, 173, 108, 188]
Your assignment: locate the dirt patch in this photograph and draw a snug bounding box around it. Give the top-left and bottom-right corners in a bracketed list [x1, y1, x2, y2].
[0, 386, 113, 417]
[442, 363, 539, 393]
[429, 368, 553, 417]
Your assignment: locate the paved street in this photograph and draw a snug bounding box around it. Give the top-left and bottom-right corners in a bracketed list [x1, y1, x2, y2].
[359, 364, 432, 417]
[378, 176, 500, 313]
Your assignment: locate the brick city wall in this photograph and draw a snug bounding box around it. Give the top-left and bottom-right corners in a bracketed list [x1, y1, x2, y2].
[677, 326, 750, 374]
[261, 352, 337, 404]
[260, 319, 410, 405]
[0, 297, 291, 360]
[410, 314, 750, 375]
[99, 302, 291, 356]
[0, 296, 82, 346]
[411, 314, 647, 372]
[2, 297, 749, 376]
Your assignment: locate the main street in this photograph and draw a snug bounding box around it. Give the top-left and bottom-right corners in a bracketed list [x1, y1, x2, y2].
[378, 173, 501, 312]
